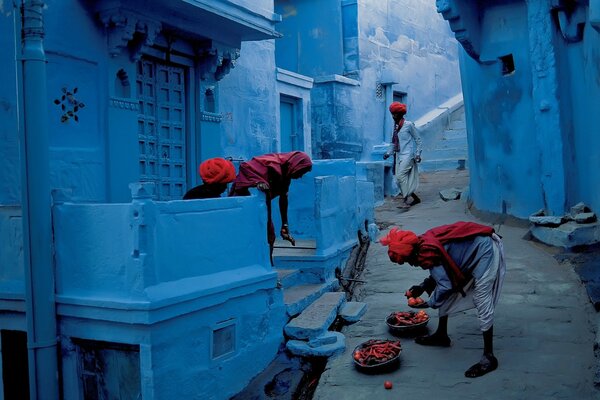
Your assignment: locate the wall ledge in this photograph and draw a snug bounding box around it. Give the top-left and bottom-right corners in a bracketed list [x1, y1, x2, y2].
[313, 74, 360, 86]
[56, 265, 278, 325]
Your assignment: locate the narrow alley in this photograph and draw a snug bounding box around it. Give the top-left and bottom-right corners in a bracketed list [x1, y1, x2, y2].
[313, 169, 599, 399]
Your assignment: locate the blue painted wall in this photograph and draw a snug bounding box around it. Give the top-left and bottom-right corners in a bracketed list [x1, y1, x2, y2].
[275, 0, 462, 161]
[0, 1, 291, 398]
[220, 40, 280, 160]
[1, 1, 380, 398]
[0, 8, 20, 206]
[440, 0, 600, 218]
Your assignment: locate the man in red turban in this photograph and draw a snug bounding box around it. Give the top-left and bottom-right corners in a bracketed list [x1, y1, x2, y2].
[383, 102, 422, 209]
[380, 221, 506, 378]
[183, 158, 236, 200]
[230, 151, 313, 265]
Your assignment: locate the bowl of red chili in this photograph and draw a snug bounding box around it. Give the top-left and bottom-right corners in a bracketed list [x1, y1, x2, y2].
[386, 310, 429, 335]
[352, 339, 402, 373]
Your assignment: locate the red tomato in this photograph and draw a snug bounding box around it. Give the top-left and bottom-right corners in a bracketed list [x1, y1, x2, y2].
[384, 380, 393, 390]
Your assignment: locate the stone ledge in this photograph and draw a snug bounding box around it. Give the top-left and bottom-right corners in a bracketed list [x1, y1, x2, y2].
[529, 221, 600, 249]
[286, 331, 346, 358]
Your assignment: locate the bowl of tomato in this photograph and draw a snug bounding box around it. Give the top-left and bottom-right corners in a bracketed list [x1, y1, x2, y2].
[352, 339, 402, 373]
[386, 310, 430, 335]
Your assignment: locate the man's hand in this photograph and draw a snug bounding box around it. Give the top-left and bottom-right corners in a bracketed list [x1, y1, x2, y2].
[406, 285, 425, 298]
[256, 182, 270, 192]
[383, 153, 390, 160]
[415, 155, 422, 163]
[281, 224, 296, 246]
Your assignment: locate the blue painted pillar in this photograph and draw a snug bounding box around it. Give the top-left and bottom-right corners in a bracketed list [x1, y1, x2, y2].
[526, 0, 567, 214]
[18, 1, 59, 398]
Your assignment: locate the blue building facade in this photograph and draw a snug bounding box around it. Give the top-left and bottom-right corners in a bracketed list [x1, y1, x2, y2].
[437, 0, 600, 218]
[0, 1, 291, 399]
[275, 0, 463, 160]
[0, 1, 462, 399]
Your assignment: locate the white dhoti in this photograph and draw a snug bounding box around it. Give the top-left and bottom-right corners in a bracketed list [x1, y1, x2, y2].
[395, 156, 419, 197]
[437, 233, 506, 331]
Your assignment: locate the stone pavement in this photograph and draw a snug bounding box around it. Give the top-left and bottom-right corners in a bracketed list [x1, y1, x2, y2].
[313, 169, 600, 399]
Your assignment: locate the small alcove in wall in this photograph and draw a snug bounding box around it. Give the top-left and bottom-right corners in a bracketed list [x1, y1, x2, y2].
[499, 54, 515, 76]
[203, 85, 216, 114]
[115, 68, 131, 98]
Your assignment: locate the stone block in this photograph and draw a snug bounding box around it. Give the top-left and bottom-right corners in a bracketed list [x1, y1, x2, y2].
[338, 301, 367, 323]
[286, 332, 346, 358]
[284, 292, 346, 340]
[529, 221, 600, 248]
[439, 188, 461, 201]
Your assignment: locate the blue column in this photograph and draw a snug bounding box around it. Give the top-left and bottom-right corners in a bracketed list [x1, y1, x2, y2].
[18, 1, 59, 398]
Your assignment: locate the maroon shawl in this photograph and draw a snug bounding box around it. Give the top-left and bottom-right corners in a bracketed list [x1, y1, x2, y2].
[231, 151, 312, 198]
[231, 151, 312, 265]
[417, 221, 495, 292]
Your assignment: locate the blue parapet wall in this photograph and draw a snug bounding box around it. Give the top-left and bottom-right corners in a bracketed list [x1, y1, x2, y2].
[53, 188, 272, 300]
[52, 190, 285, 399]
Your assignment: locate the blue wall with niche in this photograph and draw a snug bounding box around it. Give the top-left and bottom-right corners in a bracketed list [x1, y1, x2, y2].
[0, 1, 379, 398]
[440, 0, 600, 218]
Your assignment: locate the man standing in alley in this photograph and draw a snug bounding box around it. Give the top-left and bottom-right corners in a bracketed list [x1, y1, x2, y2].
[380, 221, 506, 378]
[383, 102, 422, 209]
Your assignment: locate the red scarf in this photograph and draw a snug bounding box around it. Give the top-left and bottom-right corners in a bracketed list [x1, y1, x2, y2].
[391, 119, 405, 152]
[417, 222, 495, 292]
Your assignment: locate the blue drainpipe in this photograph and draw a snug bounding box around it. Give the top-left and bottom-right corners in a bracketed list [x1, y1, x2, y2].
[17, 1, 59, 398]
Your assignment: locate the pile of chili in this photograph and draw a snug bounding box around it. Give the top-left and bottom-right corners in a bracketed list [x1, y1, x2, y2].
[353, 339, 402, 366]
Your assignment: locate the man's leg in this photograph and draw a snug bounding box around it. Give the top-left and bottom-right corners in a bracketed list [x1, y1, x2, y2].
[411, 193, 421, 205]
[464, 326, 498, 378]
[414, 315, 451, 347]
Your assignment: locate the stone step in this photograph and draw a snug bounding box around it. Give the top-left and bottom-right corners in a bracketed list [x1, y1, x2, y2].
[424, 148, 467, 160]
[286, 331, 346, 358]
[285, 292, 346, 340]
[440, 129, 467, 141]
[273, 238, 317, 249]
[420, 158, 467, 172]
[338, 301, 367, 324]
[448, 118, 466, 130]
[276, 269, 301, 288]
[283, 281, 339, 317]
[273, 239, 317, 258]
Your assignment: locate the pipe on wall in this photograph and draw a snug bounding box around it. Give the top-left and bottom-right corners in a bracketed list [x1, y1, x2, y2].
[17, 1, 59, 398]
[591, 0, 600, 32]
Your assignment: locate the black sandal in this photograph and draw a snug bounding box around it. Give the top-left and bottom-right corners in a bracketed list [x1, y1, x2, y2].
[464, 354, 498, 378]
[414, 334, 451, 347]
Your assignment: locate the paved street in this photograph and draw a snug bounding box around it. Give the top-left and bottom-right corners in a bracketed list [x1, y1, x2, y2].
[313, 169, 599, 399]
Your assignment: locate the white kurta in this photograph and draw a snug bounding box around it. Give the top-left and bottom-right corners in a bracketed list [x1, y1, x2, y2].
[393, 120, 422, 197]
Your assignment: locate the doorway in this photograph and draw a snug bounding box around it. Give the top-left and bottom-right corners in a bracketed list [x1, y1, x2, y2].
[279, 95, 303, 152]
[1, 330, 29, 399]
[137, 58, 187, 200]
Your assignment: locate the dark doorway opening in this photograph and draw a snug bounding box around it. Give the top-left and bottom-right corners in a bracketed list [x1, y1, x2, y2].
[1, 330, 30, 400]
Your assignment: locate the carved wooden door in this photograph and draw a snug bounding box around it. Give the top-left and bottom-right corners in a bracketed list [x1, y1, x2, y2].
[137, 59, 186, 200]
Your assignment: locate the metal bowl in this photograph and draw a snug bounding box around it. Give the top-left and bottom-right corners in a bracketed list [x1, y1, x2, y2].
[386, 311, 429, 336]
[352, 339, 402, 374]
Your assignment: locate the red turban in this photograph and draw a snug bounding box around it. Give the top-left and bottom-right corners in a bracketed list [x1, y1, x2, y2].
[389, 102, 407, 115]
[199, 158, 236, 184]
[380, 228, 419, 264]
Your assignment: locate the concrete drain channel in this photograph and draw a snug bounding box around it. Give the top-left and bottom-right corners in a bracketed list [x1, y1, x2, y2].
[232, 233, 370, 400]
